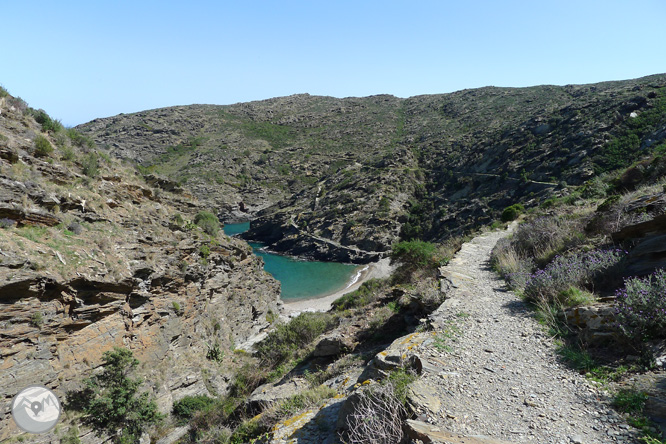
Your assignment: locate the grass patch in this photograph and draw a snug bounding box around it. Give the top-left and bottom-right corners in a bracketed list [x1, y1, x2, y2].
[613, 388, 648, 414]
[255, 312, 338, 366]
[332, 278, 385, 311]
[556, 344, 597, 373]
[433, 321, 460, 353]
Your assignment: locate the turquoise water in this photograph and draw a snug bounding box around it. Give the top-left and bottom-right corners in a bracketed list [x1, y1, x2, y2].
[223, 221, 250, 236]
[224, 223, 359, 301]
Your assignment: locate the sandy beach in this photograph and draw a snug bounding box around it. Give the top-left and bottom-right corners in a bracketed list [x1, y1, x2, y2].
[282, 257, 394, 315]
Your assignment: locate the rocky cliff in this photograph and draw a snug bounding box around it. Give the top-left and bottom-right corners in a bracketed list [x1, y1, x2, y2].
[77, 74, 666, 261]
[0, 92, 281, 441]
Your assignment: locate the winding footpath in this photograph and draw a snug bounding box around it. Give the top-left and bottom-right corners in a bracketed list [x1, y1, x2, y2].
[413, 227, 638, 444]
[269, 227, 640, 443]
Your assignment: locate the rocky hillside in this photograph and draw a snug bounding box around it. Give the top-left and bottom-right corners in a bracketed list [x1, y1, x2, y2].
[77, 74, 666, 261]
[0, 89, 281, 441]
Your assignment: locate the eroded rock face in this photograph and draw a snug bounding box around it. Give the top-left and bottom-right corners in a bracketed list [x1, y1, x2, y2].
[0, 234, 281, 441]
[78, 75, 666, 260]
[0, 94, 281, 441]
[561, 303, 618, 346]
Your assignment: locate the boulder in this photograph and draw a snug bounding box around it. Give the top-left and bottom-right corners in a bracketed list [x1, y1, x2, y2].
[404, 419, 515, 444]
[561, 303, 618, 345]
[359, 332, 425, 381]
[406, 380, 441, 415]
[248, 377, 309, 411]
[314, 332, 356, 357]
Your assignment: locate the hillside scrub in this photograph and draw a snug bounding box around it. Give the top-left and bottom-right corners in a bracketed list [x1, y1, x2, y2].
[615, 269, 666, 341]
[501, 203, 524, 222]
[255, 311, 339, 366]
[194, 211, 220, 237]
[66, 347, 163, 444]
[522, 249, 626, 306]
[332, 278, 387, 311]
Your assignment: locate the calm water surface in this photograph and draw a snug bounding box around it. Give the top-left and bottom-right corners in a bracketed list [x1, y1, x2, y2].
[224, 223, 359, 301]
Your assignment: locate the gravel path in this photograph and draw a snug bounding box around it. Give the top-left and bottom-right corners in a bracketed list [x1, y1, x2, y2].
[413, 228, 639, 444]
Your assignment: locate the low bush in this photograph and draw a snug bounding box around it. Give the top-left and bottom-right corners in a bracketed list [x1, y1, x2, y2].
[255, 312, 338, 365]
[66, 128, 95, 149]
[261, 385, 336, 427]
[391, 240, 438, 268]
[67, 221, 83, 235]
[510, 216, 585, 265]
[613, 388, 648, 414]
[194, 211, 220, 237]
[501, 203, 524, 222]
[173, 395, 216, 422]
[34, 135, 54, 157]
[0, 217, 16, 229]
[81, 153, 99, 177]
[615, 269, 666, 341]
[490, 237, 534, 290]
[343, 382, 407, 444]
[32, 109, 63, 133]
[332, 279, 384, 311]
[523, 249, 625, 305]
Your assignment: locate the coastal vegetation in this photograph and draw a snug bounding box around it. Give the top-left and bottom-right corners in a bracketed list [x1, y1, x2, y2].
[2, 74, 666, 442]
[66, 347, 163, 444]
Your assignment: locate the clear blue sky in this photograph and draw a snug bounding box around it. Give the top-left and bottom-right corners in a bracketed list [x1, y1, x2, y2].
[2, 1, 664, 126]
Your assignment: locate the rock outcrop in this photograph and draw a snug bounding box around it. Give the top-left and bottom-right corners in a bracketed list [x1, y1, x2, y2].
[78, 75, 666, 260]
[0, 92, 281, 442]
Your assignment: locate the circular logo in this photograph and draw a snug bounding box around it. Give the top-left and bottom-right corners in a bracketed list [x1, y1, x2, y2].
[11, 385, 61, 434]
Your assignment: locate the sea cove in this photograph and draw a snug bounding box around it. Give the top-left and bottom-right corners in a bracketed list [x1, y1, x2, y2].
[224, 223, 360, 301]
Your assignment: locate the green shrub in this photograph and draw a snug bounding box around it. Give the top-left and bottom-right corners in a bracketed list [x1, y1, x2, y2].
[171, 213, 185, 226]
[255, 312, 338, 365]
[199, 244, 211, 262]
[34, 135, 54, 157]
[30, 312, 44, 328]
[266, 385, 336, 425]
[32, 109, 63, 133]
[386, 368, 417, 404]
[229, 419, 267, 444]
[60, 425, 81, 444]
[206, 342, 224, 362]
[556, 344, 597, 373]
[332, 279, 384, 311]
[616, 269, 666, 341]
[391, 240, 438, 268]
[194, 211, 220, 237]
[67, 347, 163, 444]
[66, 128, 95, 149]
[501, 203, 524, 222]
[613, 388, 648, 414]
[61, 146, 76, 161]
[172, 395, 216, 422]
[81, 153, 99, 177]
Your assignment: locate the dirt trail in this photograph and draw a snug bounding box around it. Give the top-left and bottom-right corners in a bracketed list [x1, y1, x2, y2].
[411, 228, 638, 444]
[267, 227, 639, 444]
